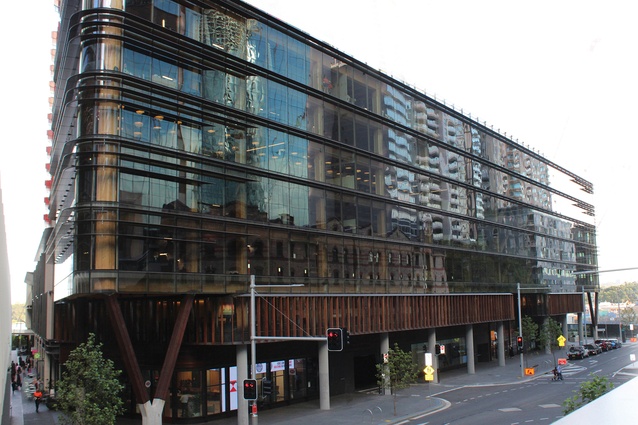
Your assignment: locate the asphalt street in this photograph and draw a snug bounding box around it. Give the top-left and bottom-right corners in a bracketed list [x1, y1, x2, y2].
[9, 342, 637, 425]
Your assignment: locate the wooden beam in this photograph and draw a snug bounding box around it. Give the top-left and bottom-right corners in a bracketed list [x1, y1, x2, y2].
[154, 293, 195, 400]
[104, 295, 149, 405]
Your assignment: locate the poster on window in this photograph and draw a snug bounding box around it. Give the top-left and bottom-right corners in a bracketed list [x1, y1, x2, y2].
[270, 360, 286, 372]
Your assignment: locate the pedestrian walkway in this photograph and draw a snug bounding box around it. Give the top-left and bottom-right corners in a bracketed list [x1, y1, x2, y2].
[8, 345, 610, 425]
[211, 350, 563, 425]
[10, 373, 60, 425]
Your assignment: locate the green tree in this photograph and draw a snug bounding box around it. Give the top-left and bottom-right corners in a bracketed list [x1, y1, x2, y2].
[619, 307, 637, 332]
[56, 333, 124, 425]
[599, 283, 638, 303]
[522, 316, 538, 350]
[12, 303, 25, 323]
[539, 317, 562, 354]
[563, 374, 614, 414]
[376, 343, 418, 416]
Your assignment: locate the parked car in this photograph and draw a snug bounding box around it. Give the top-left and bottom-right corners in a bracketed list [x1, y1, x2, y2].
[595, 340, 611, 351]
[583, 343, 601, 356]
[608, 338, 622, 348]
[568, 345, 589, 360]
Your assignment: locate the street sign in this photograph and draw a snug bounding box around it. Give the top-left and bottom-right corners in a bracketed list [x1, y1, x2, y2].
[424, 374, 434, 381]
[557, 335, 566, 347]
[425, 352, 432, 366]
[524, 368, 535, 376]
[423, 365, 435, 375]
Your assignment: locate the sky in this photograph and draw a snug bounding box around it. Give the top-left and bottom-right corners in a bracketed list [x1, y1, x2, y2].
[2, 1, 637, 304]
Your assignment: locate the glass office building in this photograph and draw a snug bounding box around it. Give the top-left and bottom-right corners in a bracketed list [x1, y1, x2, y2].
[36, 0, 596, 420]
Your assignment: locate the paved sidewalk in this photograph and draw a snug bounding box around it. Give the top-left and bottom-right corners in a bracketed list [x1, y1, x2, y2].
[10, 373, 61, 425]
[211, 349, 564, 425]
[7, 347, 574, 425]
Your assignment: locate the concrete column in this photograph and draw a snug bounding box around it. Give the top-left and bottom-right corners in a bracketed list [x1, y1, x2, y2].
[380, 332, 390, 395]
[428, 329, 439, 383]
[318, 340, 330, 410]
[578, 312, 584, 344]
[466, 325, 475, 374]
[236, 345, 249, 425]
[561, 314, 569, 357]
[497, 322, 506, 367]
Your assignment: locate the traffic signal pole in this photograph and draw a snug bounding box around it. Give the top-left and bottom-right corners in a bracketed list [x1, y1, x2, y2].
[517, 283, 524, 379]
[250, 275, 258, 425]
[247, 277, 324, 424]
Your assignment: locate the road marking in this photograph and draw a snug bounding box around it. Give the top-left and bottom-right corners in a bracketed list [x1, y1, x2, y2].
[539, 403, 561, 408]
[412, 412, 430, 419]
[499, 407, 522, 412]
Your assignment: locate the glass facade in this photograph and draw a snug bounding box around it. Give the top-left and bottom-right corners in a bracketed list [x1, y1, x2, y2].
[43, 0, 599, 420]
[48, 0, 597, 301]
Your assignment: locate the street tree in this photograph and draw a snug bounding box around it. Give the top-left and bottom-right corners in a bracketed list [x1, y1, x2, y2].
[376, 343, 418, 416]
[619, 307, 637, 334]
[56, 333, 124, 425]
[539, 317, 562, 354]
[563, 374, 614, 415]
[522, 316, 539, 351]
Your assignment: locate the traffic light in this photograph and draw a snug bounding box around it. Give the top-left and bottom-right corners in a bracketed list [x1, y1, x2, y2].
[517, 335, 524, 352]
[327, 328, 344, 351]
[243, 379, 257, 400]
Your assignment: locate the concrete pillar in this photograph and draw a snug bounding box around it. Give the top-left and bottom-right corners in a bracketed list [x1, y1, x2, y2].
[428, 329, 439, 383]
[561, 314, 569, 357]
[466, 325, 475, 374]
[139, 400, 164, 425]
[497, 322, 506, 367]
[380, 332, 390, 395]
[578, 312, 584, 344]
[318, 340, 330, 410]
[236, 345, 249, 425]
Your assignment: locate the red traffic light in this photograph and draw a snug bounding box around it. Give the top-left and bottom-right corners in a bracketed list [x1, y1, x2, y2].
[517, 336, 523, 348]
[327, 328, 344, 351]
[243, 379, 257, 400]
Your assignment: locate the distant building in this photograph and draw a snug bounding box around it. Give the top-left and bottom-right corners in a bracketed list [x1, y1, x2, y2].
[28, 0, 597, 422]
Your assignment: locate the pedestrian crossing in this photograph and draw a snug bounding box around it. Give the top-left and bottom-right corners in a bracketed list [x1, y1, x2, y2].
[559, 363, 587, 376]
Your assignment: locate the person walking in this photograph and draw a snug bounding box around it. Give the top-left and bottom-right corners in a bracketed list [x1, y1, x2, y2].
[34, 388, 43, 412]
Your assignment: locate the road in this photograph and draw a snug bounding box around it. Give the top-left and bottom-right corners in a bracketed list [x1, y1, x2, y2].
[406, 345, 638, 425]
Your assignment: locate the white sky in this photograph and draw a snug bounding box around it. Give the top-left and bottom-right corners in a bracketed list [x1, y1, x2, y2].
[2, 1, 637, 304]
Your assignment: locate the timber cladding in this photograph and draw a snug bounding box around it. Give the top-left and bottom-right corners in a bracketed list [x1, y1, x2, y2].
[254, 294, 515, 337]
[54, 293, 522, 346]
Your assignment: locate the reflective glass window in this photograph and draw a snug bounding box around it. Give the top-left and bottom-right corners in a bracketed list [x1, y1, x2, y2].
[288, 89, 307, 129]
[288, 134, 309, 178]
[151, 57, 178, 88]
[153, 0, 180, 32]
[125, 0, 152, 19]
[183, 8, 202, 42]
[287, 36, 308, 83]
[123, 47, 151, 78]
